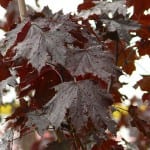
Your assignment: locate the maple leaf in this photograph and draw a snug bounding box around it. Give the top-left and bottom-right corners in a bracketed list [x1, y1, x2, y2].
[65, 45, 116, 83]
[78, 0, 126, 19]
[44, 80, 116, 134]
[101, 18, 140, 42]
[78, 0, 140, 42]
[4, 15, 78, 71]
[13, 24, 52, 70]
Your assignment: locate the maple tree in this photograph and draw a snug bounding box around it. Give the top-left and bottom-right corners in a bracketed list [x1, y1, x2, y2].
[0, 0, 150, 149]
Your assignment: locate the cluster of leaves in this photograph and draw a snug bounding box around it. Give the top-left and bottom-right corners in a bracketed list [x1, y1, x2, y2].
[0, 0, 150, 149]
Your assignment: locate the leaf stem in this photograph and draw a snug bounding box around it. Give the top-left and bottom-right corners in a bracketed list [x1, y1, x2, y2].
[107, 77, 113, 93]
[17, 0, 27, 21]
[115, 40, 119, 65]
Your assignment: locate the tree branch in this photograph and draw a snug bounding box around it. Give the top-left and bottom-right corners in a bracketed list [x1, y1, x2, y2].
[17, 0, 27, 21]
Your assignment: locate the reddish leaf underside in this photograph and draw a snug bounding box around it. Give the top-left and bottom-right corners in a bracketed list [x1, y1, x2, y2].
[135, 76, 150, 92]
[137, 40, 150, 56]
[117, 48, 137, 75]
[127, 0, 150, 20]
[78, 0, 96, 12]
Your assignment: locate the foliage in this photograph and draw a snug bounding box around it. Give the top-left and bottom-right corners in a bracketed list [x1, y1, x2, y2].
[0, 0, 150, 149]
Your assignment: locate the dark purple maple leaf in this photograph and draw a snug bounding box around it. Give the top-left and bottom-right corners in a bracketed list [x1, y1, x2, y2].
[78, 0, 126, 19]
[4, 14, 78, 71]
[13, 24, 52, 70]
[101, 18, 140, 42]
[65, 45, 116, 83]
[78, 0, 140, 42]
[44, 80, 116, 134]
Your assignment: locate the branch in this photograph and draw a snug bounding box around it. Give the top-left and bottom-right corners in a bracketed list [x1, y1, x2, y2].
[17, 0, 27, 21]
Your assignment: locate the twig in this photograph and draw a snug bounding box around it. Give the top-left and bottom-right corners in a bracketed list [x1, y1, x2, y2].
[17, 0, 27, 21]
